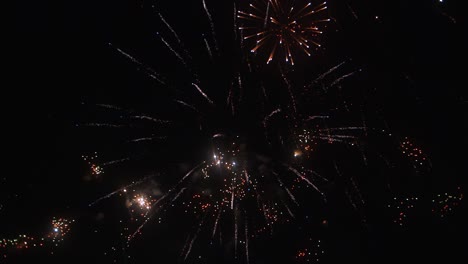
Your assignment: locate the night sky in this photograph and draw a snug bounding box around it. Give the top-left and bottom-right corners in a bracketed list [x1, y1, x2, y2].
[7, 0, 467, 263]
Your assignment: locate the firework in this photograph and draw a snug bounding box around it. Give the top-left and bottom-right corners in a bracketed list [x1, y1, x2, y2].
[79, 1, 384, 262]
[238, 0, 330, 65]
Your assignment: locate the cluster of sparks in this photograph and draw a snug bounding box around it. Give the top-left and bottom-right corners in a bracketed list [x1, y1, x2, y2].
[197, 141, 250, 211]
[85, 133, 328, 261]
[294, 128, 318, 157]
[1, 235, 41, 251]
[0, 218, 74, 257]
[399, 137, 430, 172]
[47, 218, 74, 241]
[388, 188, 464, 226]
[432, 187, 463, 218]
[387, 196, 419, 226]
[82, 153, 104, 176]
[291, 120, 364, 159]
[128, 194, 156, 219]
[238, 0, 330, 65]
[296, 238, 324, 263]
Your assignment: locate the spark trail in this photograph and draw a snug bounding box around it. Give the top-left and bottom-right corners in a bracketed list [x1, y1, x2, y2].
[89, 175, 154, 206]
[212, 209, 222, 239]
[264, 1, 270, 28]
[192, 83, 215, 105]
[204, 37, 214, 61]
[159, 35, 188, 68]
[275, 173, 299, 206]
[95, 104, 126, 112]
[245, 213, 250, 264]
[158, 13, 185, 49]
[184, 215, 207, 261]
[80, 123, 127, 128]
[131, 115, 171, 124]
[285, 165, 325, 200]
[233, 3, 238, 40]
[128, 137, 166, 143]
[280, 69, 297, 113]
[234, 207, 238, 258]
[306, 115, 329, 121]
[202, 0, 219, 52]
[347, 3, 358, 20]
[171, 188, 187, 203]
[281, 198, 295, 218]
[109, 43, 165, 84]
[174, 100, 202, 115]
[312, 61, 346, 83]
[237, 73, 243, 106]
[330, 70, 360, 87]
[263, 108, 281, 127]
[102, 157, 131, 166]
[302, 168, 328, 182]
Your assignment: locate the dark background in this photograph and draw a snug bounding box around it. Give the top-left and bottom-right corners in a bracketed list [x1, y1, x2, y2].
[7, 0, 467, 263]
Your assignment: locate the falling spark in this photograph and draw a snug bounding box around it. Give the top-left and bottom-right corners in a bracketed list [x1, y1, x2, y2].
[202, 0, 219, 52]
[285, 165, 325, 200]
[233, 3, 238, 40]
[79, 123, 127, 128]
[237, 73, 243, 106]
[95, 104, 126, 112]
[171, 188, 187, 203]
[302, 168, 328, 182]
[184, 215, 206, 261]
[276, 174, 299, 206]
[212, 209, 222, 239]
[330, 70, 359, 87]
[322, 126, 366, 131]
[245, 213, 250, 264]
[263, 108, 282, 127]
[131, 115, 171, 124]
[174, 100, 203, 115]
[227, 80, 236, 115]
[231, 191, 235, 210]
[159, 35, 188, 67]
[347, 3, 358, 20]
[264, 1, 270, 28]
[204, 37, 214, 61]
[234, 207, 238, 258]
[312, 61, 346, 84]
[128, 137, 166, 143]
[306, 115, 329, 121]
[102, 157, 131, 166]
[192, 83, 215, 105]
[158, 13, 184, 47]
[350, 176, 365, 205]
[280, 69, 297, 113]
[281, 198, 295, 218]
[109, 43, 164, 84]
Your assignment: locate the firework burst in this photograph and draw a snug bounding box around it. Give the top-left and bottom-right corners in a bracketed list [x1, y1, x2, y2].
[238, 0, 330, 65]
[76, 1, 409, 263]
